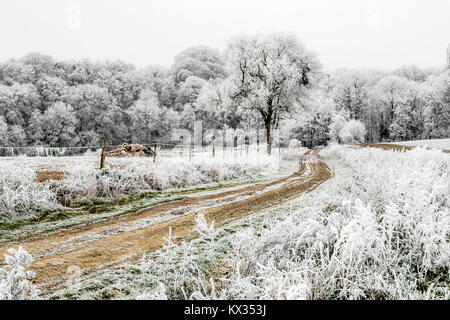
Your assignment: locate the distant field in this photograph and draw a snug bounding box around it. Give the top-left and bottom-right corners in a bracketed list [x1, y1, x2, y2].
[390, 138, 450, 150]
[0, 148, 280, 223]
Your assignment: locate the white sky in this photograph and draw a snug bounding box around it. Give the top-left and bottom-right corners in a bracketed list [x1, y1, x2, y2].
[0, 0, 449, 70]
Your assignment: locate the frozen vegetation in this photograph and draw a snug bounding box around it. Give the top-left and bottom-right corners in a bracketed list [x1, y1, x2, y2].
[0, 151, 278, 222]
[40, 144, 450, 300]
[208, 145, 449, 299]
[0, 246, 38, 300]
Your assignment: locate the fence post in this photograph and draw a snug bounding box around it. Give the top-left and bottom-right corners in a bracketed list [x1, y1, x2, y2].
[212, 141, 215, 157]
[100, 138, 107, 169]
[153, 140, 157, 163]
[189, 143, 192, 161]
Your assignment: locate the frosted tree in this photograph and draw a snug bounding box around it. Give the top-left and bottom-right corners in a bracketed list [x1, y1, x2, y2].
[389, 81, 424, 141]
[20, 52, 56, 81]
[39, 102, 79, 146]
[128, 90, 179, 143]
[172, 46, 227, 86]
[7, 125, 27, 146]
[290, 111, 332, 148]
[421, 73, 450, 138]
[370, 75, 409, 139]
[0, 83, 40, 126]
[0, 116, 8, 145]
[66, 84, 128, 144]
[177, 76, 206, 106]
[196, 79, 243, 145]
[93, 61, 142, 109]
[394, 65, 427, 82]
[227, 33, 320, 154]
[330, 70, 372, 120]
[36, 75, 68, 109]
[0, 60, 35, 85]
[26, 110, 44, 144]
[140, 66, 177, 109]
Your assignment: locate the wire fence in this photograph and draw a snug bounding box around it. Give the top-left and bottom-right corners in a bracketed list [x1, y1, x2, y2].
[0, 141, 279, 158]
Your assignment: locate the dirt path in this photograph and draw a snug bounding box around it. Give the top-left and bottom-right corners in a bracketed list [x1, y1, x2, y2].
[1, 150, 333, 292]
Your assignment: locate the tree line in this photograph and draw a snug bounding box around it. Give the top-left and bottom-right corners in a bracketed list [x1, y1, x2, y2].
[0, 34, 448, 151]
[289, 65, 450, 147]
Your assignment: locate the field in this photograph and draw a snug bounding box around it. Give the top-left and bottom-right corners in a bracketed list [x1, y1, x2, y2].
[0, 146, 281, 225]
[1, 141, 448, 300]
[389, 139, 450, 150]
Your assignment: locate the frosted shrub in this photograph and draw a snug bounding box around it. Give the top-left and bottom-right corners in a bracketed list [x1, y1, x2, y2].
[0, 153, 274, 220]
[0, 166, 57, 220]
[339, 120, 367, 144]
[194, 214, 216, 240]
[329, 114, 347, 143]
[0, 246, 38, 300]
[120, 216, 226, 300]
[136, 283, 168, 300]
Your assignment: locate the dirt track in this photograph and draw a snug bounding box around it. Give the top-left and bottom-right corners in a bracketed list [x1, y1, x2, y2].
[359, 143, 450, 153]
[0, 150, 334, 292]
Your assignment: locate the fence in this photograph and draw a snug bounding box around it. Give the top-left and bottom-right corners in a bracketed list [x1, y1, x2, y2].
[0, 140, 282, 163]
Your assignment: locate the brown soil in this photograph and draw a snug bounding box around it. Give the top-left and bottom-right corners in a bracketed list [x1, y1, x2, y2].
[0, 150, 333, 292]
[359, 143, 450, 153]
[106, 144, 154, 157]
[35, 171, 69, 182]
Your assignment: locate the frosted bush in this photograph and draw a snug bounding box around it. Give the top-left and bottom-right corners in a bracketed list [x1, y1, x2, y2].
[329, 113, 347, 143]
[339, 119, 367, 144]
[121, 215, 225, 300]
[0, 153, 275, 220]
[0, 166, 57, 220]
[0, 246, 38, 300]
[136, 283, 168, 300]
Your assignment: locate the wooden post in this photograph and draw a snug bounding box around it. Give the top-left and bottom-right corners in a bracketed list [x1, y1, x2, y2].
[100, 138, 107, 169]
[153, 140, 157, 163]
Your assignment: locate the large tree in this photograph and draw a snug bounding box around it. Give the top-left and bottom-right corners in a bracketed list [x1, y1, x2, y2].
[127, 89, 179, 143]
[172, 46, 227, 86]
[35, 102, 79, 146]
[227, 33, 320, 154]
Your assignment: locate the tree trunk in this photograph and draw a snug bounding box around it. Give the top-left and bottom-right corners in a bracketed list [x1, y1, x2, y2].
[265, 119, 271, 155]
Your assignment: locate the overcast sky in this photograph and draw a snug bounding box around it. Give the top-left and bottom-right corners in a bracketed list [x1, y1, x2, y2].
[0, 0, 449, 70]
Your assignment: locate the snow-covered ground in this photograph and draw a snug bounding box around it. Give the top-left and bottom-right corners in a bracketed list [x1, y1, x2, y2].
[390, 138, 450, 150]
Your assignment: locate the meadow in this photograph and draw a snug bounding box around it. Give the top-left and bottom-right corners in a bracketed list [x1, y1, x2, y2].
[17, 142, 447, 300]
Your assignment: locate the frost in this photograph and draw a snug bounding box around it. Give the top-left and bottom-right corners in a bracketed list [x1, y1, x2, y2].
[136, 283, 168, 300]
[0, 152, 276, 221]
[0, 246, 39, 300]
[136, 144, 449, 300]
